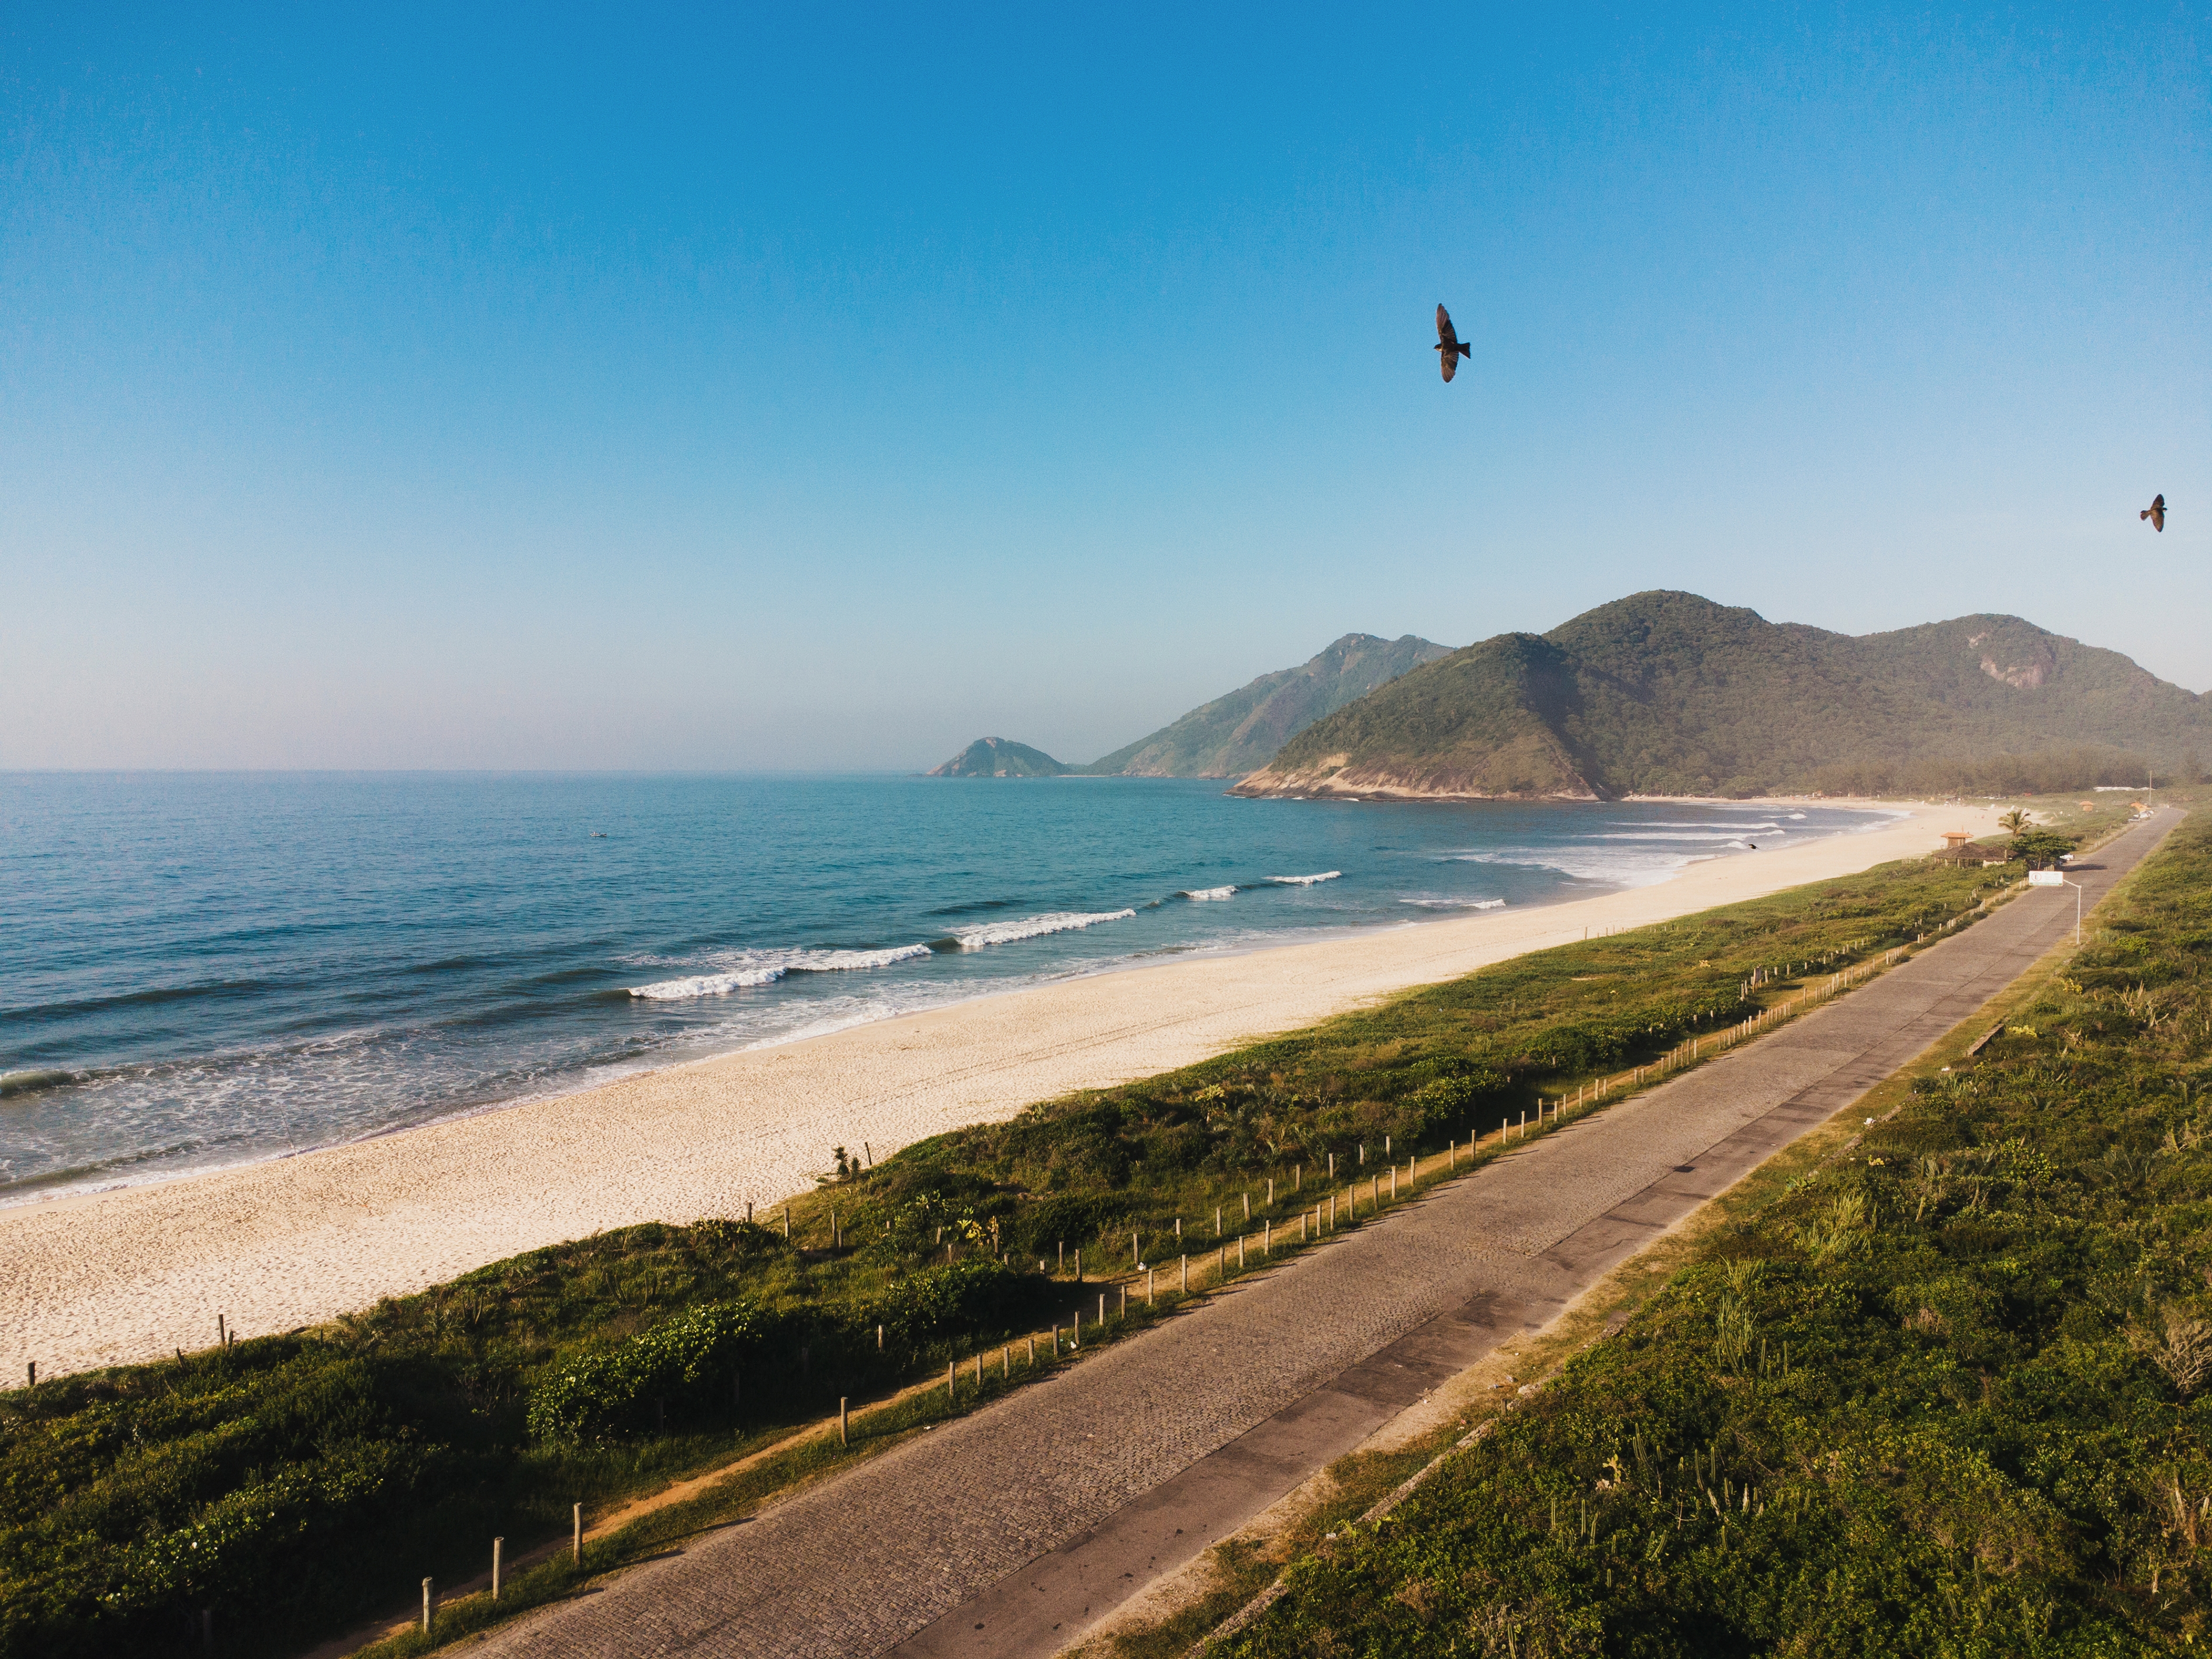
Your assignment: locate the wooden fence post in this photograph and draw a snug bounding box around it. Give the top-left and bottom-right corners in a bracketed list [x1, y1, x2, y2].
[573, 1503, 581, 1566]
[493, 1537, 504, 1600]
[421, 1578, 433, 1636]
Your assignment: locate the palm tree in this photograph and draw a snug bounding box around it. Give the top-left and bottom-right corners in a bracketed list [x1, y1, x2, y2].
[1999, 809, 2031, 837]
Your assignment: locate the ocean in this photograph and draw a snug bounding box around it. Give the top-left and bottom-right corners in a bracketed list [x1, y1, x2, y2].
[0, 773, 1891, 1203]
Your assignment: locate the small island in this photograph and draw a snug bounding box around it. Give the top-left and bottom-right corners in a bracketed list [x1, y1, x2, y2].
[926, 736, 1071, 777]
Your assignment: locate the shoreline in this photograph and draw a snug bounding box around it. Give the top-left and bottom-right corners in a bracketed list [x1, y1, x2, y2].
[0, 798, 1999, 1380]
[0, 794, 1904, 1215]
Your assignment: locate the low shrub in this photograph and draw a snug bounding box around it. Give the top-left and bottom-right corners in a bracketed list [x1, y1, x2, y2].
[527, 1301, 772, 1444]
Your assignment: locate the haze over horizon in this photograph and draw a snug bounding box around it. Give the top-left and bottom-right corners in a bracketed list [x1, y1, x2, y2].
[4, 5, 2206, 773]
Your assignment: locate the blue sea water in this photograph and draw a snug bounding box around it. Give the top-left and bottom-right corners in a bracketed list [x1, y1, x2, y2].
[0, 774, 1891, 1203]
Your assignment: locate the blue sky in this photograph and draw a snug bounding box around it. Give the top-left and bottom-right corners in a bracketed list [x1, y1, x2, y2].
[4, 4, 2205, 769]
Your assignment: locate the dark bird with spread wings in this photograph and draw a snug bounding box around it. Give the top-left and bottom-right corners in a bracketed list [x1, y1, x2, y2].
[2142, 494, 2166, 532]
[1434, 304, 1472, 382]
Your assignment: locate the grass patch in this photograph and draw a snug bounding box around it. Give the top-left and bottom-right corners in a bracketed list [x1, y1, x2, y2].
[1207, 811, 2210, 1657]
[1, 846, 2057, 1657]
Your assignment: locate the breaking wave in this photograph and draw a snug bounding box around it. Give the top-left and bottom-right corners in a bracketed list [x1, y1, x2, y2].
[0, 1068, 88, 1102]
[629, 943, 932, 1000]
[1593, 829, 1784, 842]
[950, 909, 1136, 950]
[1448, 847, 1701, 890]
[1401, 896, 1507, 910]
[1266, 871, 1342, 886]
[1179, 886, 1237, 902]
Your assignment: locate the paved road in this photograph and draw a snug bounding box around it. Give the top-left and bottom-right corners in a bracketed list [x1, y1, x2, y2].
[469, 813, 2171, 1659]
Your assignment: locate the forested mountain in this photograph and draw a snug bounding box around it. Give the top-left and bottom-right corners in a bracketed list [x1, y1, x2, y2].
[1232, 591, 2208, 800]
[926, 737, 1071, 778]
[1081, 633, 1451, 777]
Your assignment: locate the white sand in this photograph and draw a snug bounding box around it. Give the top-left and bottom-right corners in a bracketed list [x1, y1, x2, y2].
[0, 801, 1999, 1380]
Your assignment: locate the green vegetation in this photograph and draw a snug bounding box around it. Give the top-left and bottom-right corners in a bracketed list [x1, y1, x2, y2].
[925, 736, 1070, 776]
[1081, 633, 1450, 778]
[0, 846, 2029, 1657]
[1213, 813, 2212, 1658]
[1238, 590, 2205, 798]
[2006, 826, 2082, 870]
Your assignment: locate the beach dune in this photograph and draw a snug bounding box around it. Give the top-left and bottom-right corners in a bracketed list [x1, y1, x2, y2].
[2, 802, 1998, 1380]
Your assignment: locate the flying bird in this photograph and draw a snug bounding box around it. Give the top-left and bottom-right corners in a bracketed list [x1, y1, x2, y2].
[1434, 304, 1472, 382]
[2142, 494, 2166, 532]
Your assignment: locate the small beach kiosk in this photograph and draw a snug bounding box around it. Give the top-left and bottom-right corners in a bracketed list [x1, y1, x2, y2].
[1933, 830, 2009, 867]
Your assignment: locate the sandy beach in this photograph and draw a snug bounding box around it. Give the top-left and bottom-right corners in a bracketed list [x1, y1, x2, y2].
[1, 800, 1999, 1380]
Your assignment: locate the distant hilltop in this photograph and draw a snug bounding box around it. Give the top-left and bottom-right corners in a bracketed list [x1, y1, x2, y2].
[1232, 591, 2210, 801]
[926, 737, 1071, 778]
[927, 632, 1451, 781]
[1080, 633, 1451, 778]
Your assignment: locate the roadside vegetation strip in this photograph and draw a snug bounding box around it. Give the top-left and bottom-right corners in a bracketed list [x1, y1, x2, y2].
[1203, 811, 2211, 1659]
[0, 842, 2058, 1659]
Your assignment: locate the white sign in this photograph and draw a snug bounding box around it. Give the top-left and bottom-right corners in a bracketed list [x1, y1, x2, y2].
[2027, 870, 2065, 887]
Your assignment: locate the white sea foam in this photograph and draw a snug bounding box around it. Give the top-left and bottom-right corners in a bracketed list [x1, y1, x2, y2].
[951, 909, 1136, 950]
[632, 967, 788, 999]
[797, 945, 935, 972]
[1786, 812, 1807, 819]
[1401, 896, 1507, 909]
[629, 942, 932, 1000]
[1593, 829, 1783, 842]
[1179, 886, 1237, 902]
[1448, 847, 1702, 889]
[1266, 871, 1342, 886]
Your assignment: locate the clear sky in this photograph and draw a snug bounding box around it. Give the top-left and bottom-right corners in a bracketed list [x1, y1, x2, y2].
[4, 5, 2206, 770]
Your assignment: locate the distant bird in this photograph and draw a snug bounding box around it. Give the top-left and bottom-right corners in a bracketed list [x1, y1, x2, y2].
[1434, 304, 1472, 382]
[2142, 493, 2166, 532]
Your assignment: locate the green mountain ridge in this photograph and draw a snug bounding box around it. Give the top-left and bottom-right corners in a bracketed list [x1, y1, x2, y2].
[1078, 632, 1453, 777]
[925, 632, 1452, 782]
[1233, 591, 2210, 800]
[925, 737, 1070, 778]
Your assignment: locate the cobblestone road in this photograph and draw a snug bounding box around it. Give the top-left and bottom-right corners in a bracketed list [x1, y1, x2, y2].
[470, 814, 2169, 1659]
